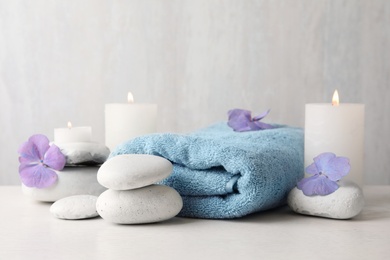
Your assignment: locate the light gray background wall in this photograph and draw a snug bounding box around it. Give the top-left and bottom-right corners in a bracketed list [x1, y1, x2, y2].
[1, 0, 389, 185]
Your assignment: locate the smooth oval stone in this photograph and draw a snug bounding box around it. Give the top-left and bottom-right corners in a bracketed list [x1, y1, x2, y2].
[50, 195, 99, 220]
[287, 181, 365, 219]
[97, 154, 173, 190]
[55, 142, 110, 166]
[96, 184, 183, 224]
[22, 167, 106, 202]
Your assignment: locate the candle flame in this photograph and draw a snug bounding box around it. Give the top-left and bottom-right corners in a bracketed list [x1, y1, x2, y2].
[127, 92, 134, 104]
[332, 90, 339, 106]
[67, 121, 72, 129]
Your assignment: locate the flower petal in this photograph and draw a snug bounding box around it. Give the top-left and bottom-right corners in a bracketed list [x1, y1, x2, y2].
[18, 141, 39, 164]
[19, 164, 58, 188]
[228, 109, 252, 121]
[297, 175, 339, 196]
[305, 162, 319, 175]
[324, 156, 351, 181]
[252, 120, 274, 130]
[228, 109, 252, 132]
[29, 134, 51, 158]
[246, 121, 262, 131]
[18, 134, 50, 163]
[44, 144, 66, 170]
[313, 152, 336, 174]
[252, 109, 271, 121]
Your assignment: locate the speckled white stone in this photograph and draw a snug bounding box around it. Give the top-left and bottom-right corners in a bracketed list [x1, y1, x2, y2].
[96, 184, 183, 224]
[97, 154, 173, 190]
[55, 142, 110, 166]
[50, 195, 99, 220]
[287, 181, 365, 219]
[22, 167, 106, 202]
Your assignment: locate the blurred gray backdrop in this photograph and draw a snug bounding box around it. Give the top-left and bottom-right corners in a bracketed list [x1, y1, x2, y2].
[1, 0, 389, 185]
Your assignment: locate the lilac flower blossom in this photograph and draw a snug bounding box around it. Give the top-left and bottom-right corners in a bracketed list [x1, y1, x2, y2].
[227, 109, 274, 132]
[18, 134, 66, 188]
[297, 152, 350, 196]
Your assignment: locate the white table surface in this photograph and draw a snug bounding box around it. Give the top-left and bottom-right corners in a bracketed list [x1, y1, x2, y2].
[0, 185, 389, 260]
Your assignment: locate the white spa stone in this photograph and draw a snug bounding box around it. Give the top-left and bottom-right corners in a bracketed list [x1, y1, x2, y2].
[96, 184, 183, 224]
[22, 167, 106, 202]
[50, 195, 99, 220]
[55, 142, 110, 166]
[97, 154, 173, 190]
[287, 181, 365, 219]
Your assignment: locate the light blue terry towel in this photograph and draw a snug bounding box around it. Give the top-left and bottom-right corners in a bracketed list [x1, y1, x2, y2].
[111, 123, 304, 219]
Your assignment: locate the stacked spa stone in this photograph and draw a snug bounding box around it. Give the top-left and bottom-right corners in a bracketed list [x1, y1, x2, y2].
[23, 142, 109, 202]
[96, 154, 183, 224]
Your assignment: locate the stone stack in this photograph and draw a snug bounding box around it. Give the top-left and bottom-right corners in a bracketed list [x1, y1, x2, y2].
[22, 142, 109, 202]
[96, 154, 183, 224]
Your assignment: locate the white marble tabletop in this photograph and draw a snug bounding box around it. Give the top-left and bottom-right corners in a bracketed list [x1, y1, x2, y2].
[0, 185, 389, 260]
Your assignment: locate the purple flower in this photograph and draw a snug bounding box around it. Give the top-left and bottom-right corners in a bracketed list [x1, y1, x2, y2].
[227, 109, 274, 132]
[297, 152, 350, 196]
[18, 134, 66, 188]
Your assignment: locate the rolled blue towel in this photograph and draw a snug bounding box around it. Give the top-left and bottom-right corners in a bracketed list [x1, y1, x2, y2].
[111, 123, 304, 219]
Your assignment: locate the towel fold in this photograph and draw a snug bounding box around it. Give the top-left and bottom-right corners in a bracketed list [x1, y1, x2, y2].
[111, 123, 304, 219]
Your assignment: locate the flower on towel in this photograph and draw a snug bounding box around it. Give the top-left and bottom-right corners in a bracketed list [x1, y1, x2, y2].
[297, 152, 350, 196]
[227, 108, 274, 132]
[18, 134, 66, 188]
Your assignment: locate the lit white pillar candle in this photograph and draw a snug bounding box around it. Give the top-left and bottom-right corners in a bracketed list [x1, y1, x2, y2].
[305, 90, 365, 186]
[105, 92, 157, 151]
[54, 122, 92, 143]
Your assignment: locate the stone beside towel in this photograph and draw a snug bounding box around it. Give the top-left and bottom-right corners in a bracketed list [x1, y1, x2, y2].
[111, 123, 304, 219]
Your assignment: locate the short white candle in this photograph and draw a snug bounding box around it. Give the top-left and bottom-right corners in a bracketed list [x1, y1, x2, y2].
[54, 122, 92, 143]
[105, 92, 157, 151]
[305, 90, 365, 186]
